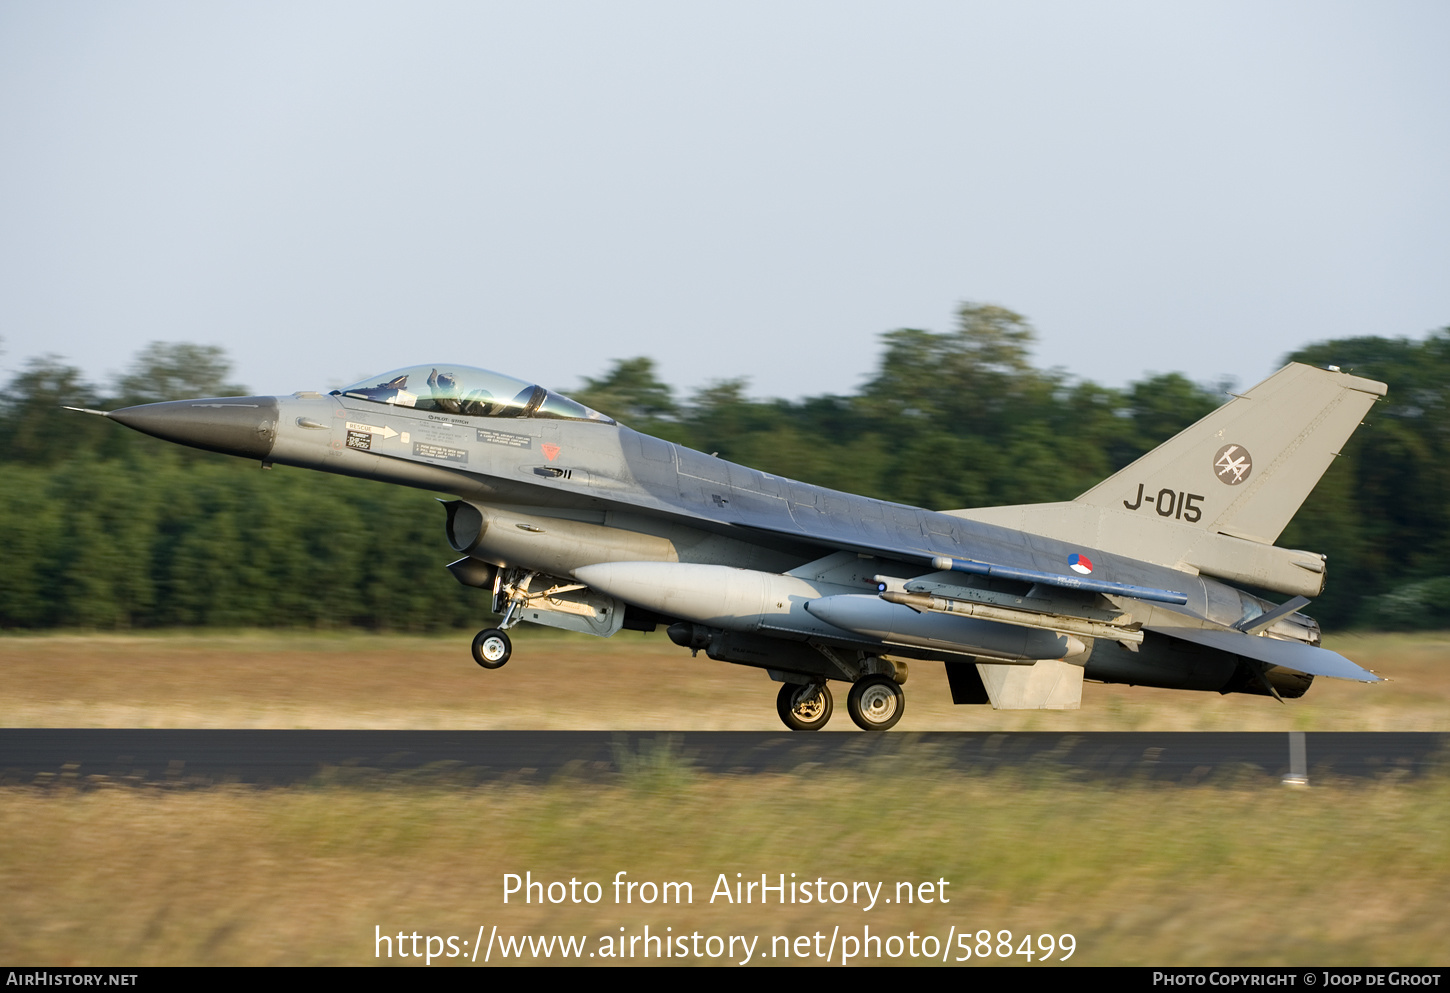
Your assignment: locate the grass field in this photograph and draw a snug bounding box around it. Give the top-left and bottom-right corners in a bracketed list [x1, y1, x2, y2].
[1, 627, 1445, 730]
[2, 767, 1447, 966]
[3, 629, 1447, 967]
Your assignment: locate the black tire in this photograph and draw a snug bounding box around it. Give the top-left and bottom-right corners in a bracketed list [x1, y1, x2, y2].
[847, 676, 904, 731]
[776, 682, 833, 731]
[471, 628, 512, 669]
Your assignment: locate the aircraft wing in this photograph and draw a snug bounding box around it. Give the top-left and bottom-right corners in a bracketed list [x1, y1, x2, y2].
[722, 516, 1192, 604]
[725, 515, 1378, 681]
[926, 555, 1188, 604]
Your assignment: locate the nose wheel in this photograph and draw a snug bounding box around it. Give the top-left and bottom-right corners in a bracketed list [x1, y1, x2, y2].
[847, 676, 905, 731]
[471, 628, 512, 669]
[776, 682, 833, 731]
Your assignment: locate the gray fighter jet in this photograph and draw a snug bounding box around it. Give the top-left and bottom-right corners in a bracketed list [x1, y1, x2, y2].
[82, 361, 1385, 730]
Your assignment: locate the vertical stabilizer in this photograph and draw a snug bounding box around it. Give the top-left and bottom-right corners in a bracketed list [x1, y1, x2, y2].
[1075, 363, 1384, 544]
[943, 364, 1385, 594]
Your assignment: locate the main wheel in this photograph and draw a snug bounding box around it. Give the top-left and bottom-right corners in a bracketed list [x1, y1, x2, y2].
[471, 628, 512, 669]
[847, 676, 905, 731]
[776, 682, 833, 731]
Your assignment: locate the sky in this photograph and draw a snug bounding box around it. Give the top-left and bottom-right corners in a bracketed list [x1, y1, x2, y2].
[1, 1, 1447, 401]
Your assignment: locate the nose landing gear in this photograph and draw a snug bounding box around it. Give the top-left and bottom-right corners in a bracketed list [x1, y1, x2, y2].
[470, 568, 535, 670]
[471, 628, 512, 669]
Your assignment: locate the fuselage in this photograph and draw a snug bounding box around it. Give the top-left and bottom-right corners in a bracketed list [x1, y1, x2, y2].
[105, 378, 1318, 697]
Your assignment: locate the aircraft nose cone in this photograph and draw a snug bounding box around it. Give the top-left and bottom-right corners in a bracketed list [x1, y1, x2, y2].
[107, 396, 280, 460]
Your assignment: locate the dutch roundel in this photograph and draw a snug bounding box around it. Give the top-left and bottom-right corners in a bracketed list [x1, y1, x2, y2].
[1068, 553, 1094, 575]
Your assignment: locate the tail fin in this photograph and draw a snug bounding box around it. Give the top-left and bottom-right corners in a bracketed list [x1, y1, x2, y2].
[944, 363, 1385, 596]
[1077, 363, 1385, 543]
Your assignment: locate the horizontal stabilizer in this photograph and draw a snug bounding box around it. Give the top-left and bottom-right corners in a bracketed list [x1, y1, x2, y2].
[1148, 624, 1381, 682]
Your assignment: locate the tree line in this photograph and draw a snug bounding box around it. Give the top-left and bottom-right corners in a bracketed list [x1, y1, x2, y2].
[2, 306, 1447, 630]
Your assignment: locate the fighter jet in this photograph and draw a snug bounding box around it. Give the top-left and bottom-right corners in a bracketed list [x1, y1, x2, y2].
[82, 361, 1385, 730]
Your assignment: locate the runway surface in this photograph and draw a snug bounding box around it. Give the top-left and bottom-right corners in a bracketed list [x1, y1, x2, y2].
[1, 730, 1444, 787]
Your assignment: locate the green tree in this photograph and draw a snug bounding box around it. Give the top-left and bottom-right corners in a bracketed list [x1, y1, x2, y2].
[570, 357, 678, 425]
[862, 303, 1053, 435]
[113, 342, 247, 404]
[8, 319, 1446, 632]
[1125, 373, 1223, 456]
[0, 357, 107, 464]
[1282, 329, 1450, 626]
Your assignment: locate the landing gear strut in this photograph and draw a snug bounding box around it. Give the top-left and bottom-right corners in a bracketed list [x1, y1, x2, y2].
[472, 568, 534, 670]
[471, 628, 512, 669]
[776, 682, 833, 731]
[847, 675, 905, 731]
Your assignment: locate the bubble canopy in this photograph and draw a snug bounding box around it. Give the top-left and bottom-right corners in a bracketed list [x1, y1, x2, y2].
[335, 365, 615, 423]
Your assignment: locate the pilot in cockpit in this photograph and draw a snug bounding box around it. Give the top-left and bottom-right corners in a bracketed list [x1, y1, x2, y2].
[427, 368, 461, 413]
[428, 367, 496, 416]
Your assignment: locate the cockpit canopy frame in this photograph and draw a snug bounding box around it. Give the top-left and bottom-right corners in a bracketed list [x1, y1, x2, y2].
[335, 365, 615, 424]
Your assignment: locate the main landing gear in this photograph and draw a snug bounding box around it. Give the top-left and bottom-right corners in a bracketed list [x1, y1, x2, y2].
[776, 682, 833, 731]
[847, 675, 905, 731]
[775, 675, 907, 731]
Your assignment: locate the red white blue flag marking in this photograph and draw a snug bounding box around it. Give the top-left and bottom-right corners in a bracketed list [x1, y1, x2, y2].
[1068, 553, 1093, 575]
[932, 555, 1189, 605]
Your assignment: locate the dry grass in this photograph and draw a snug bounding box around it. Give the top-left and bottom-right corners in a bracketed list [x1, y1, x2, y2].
[0, 628, 1445, 731]
[3, 630, 1446, 967]
[2, 769, 1447, 966]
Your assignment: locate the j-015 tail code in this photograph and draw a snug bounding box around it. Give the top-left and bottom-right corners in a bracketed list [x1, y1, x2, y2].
[1123, 484, 1204, 522]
